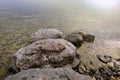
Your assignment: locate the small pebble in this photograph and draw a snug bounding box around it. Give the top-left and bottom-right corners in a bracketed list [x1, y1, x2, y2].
[107, 62, 114, 68]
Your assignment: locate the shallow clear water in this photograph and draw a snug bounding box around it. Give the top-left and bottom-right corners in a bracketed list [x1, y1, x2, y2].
[0, 0, 120, 78]
[0, 0, 120, 38]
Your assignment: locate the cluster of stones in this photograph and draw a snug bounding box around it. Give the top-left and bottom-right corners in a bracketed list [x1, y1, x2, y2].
[77, 54, 120, 80]
[94, 55, 120, 80]
[5, 28, 95, 80]
[5, 28, 120, 80]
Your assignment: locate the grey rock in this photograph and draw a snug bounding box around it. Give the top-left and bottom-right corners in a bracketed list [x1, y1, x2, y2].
[82, 34, 95, 42]
[97, 55, 112, 63]
[65, 33, 83, 47]
[29, 29, 63, 43]
[8, 39, 80, 72]
[73, 31, 95, 42]
[5, 68, 93, 80]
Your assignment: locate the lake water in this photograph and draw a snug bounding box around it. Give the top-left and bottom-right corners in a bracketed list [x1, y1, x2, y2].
[0, 0, 120, 78]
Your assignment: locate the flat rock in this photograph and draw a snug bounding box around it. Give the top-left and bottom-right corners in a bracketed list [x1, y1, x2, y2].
[5, 68, 93, 80]
[29, 28, 63, 43]
[8, 39, 80, 73]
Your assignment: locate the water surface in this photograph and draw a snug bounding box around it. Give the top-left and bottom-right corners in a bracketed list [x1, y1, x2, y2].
[0, 0, 120, 78]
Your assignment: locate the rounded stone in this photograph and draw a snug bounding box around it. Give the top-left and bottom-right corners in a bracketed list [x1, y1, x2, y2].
[29, 28, 63, 43]
[65, 33, 83, 47]
[8, 39, 80, 72]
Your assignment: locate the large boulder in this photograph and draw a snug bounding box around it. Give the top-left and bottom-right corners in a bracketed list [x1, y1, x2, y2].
[8, 39, 80, 73]
[5, 68, 93, 80]
[29, 29, 63, 43]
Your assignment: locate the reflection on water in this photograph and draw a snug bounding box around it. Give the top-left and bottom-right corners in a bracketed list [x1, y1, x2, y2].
[0, 0, 120, 78]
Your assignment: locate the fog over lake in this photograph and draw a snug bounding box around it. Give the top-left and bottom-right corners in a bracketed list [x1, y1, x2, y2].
[1, 0, 120, 40]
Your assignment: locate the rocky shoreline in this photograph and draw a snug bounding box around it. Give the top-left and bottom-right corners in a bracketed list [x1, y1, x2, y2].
[4, 29, 120, 80]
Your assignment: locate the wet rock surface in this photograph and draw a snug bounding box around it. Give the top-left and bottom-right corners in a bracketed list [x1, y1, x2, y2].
[8, 39, 80, 72]
[5, 68, 93, 80]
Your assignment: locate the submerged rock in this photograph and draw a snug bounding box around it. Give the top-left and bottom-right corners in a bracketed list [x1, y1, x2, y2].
[5, 68, 93, 80]
[74, 31, 95, 42]
[8, 39, 80, 73]
[65, 33, 83, 47]
[29, 28, 63, 43]
[82, 34, 95, 42]
[97, 55, 112, 63]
